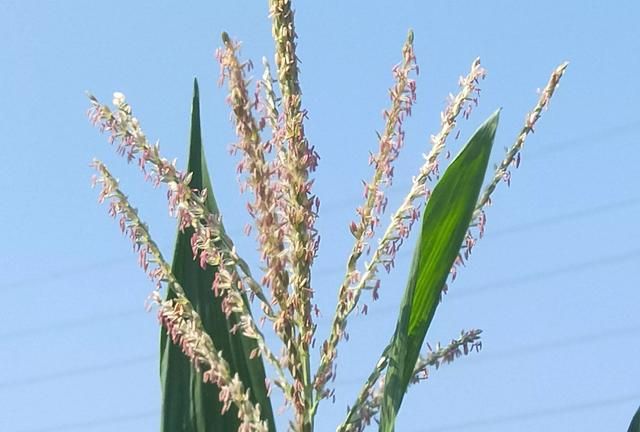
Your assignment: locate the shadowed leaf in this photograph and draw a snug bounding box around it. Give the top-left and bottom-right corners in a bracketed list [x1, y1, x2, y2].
[159, 79, 276, 432]
[629, 405, 640, 432]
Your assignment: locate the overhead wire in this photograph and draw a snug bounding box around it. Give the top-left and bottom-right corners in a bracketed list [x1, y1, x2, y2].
[325, 119, 640, 211]
[3, 317, 639, 391]
[15, 390, 640, 432]
[0, 308, 142, 341]
[323, 246, 640, 318]
[413, 392, 640, 431]
[310, 196, 640, 276]
[1, 198, 638, 340]
[17, 409, 158, 432]
[0, 257, 129, 291]
[334, 320, 640, 386]
[1, 125, 639, 417]
[487, 196, 640, 238]
[2, 117, 638, 294]
[3, 121, 639, 432]
[15, 392, 640, 432]
[0, 353, 154, 389]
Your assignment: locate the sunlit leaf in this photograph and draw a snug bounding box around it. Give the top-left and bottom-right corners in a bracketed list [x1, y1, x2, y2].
[379, 110, 500, 431]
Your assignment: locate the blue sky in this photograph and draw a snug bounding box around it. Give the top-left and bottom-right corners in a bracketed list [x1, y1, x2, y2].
[1, 1, 639, 431]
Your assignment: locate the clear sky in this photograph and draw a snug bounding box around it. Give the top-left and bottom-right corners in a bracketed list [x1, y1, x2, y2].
[1, 1, 639, 431]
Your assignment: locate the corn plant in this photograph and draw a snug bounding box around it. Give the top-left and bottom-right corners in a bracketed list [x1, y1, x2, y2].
[87, 1, 567, 431]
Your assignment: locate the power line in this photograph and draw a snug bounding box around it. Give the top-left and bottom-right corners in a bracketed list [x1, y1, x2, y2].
[335, 322, 640, 386]
[1, 182, 636, 302]
[2, 236, 637, 343]
[13, 392, 640, 432]
[326, 120, 640, 211]
[414, 392, 640, 431]
[0, 257, 129, 291]
[469, 323, 640, 363]
[455, 247, 640, 299]
[3, 319, 639, 391]
[0, 308, 142, 341]
[311, 197, 640, 277]
[350, 247, 640, 317]
[524, 120, 640, 160]
[1, 162, 636, 295]
[0, 354, 154, 389]
[17, 410, 157, 432]
[487, 196, 640, 238]
[1, 158, 638, 341]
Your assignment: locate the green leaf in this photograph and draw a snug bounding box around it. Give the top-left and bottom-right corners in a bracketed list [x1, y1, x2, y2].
[159, 79, 276, 432]
[629, 405, 640, 432]
[379, 110, 500, 432]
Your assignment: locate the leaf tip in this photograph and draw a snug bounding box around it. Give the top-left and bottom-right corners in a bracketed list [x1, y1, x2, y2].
[221, 31, 230, 45]
[406, 29, 414, 44]
[192, 77, 200, 96]
[482, 108, 501, 136]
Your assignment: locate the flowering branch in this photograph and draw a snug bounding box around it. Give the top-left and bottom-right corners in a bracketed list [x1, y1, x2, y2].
[345, 29, 418, 308]
[218, 33, 327, 417]
[157, 298, 269, 432]
[91, 160, 271, 431]
[337, 64, 567, 430]
[217, 32, 301, 352]
[269, 1, 319, 427]
[338, 329, 482, 432]
[351, 30, 417, 244]
[218, 35, 290, 309]
[339, 62, 567, 432]
[472, 62, 569, 228]
[315, 58, 485, 404]
[87, 93, 275, 318]
[448, 62, 569, 286]
[312, 29, 418, 407]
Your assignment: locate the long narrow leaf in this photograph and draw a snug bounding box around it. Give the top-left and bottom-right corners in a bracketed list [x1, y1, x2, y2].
[380, 110, 500, 431]
[629, 405, 640, 432]
[160, 79, 276, 432]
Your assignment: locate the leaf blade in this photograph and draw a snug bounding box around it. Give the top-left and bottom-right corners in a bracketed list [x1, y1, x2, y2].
[379, 110, 500, 431]
[159, 79, 276, 432]
[629, 405, 640, 432]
